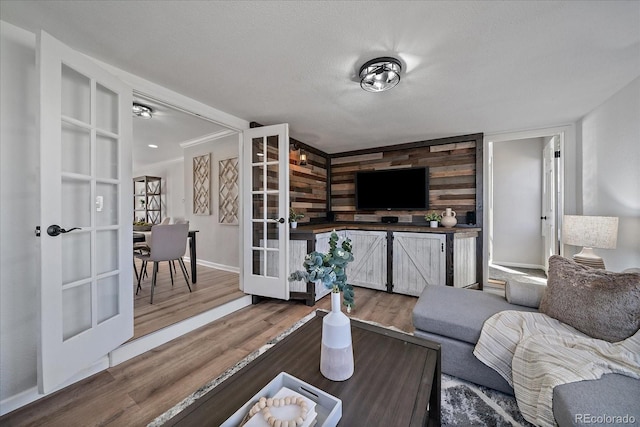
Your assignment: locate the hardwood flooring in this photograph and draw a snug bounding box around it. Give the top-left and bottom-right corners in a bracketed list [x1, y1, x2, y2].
[133, 260, 244, 340]
[1, 288, 418, 427]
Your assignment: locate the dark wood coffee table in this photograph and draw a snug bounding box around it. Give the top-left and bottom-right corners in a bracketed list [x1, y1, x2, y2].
[166, 311, 441, 426]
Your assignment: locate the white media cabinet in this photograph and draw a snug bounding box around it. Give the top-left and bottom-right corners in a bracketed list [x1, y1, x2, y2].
[289, 223, 480, 305]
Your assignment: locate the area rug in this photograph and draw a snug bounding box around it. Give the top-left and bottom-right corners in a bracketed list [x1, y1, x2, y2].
[442, 374, 533, 426]
[149, 311, 532, 426]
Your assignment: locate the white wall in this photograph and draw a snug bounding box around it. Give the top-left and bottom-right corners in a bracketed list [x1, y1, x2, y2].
[492, 138, 544, 268]
[183, 135, 240, 270]
[133, 159, 185, 223]
[0, 21, 39, 403]
[578, 76, 640, 271]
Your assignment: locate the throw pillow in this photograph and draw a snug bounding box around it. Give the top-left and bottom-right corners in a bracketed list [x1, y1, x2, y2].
[505, 279, 546, 308]
[539, 255, 640, 342]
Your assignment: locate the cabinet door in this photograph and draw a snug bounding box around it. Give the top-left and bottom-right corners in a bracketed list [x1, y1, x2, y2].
[393, 232, 445, 296]
[345, 230, 387, 291]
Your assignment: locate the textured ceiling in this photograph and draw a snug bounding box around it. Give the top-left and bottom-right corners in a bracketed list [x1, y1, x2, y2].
[2, 0, 639, 155]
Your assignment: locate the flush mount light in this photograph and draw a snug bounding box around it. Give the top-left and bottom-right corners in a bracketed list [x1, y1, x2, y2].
[359, 57, 402, 93]
[132, 102, 153, 119]
[148, 144, 158, 148]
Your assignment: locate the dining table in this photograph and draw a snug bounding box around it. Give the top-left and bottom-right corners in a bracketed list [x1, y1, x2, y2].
[133, 230, 199, 283]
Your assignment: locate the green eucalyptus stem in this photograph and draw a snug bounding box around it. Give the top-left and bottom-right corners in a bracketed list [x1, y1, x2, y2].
[288, 230, 355, 309]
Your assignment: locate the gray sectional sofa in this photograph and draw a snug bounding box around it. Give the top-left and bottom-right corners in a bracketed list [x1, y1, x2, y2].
[413, 283, 640, 427]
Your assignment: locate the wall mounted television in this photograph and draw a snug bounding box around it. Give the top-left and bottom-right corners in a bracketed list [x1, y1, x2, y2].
[355, 167, 429, 210]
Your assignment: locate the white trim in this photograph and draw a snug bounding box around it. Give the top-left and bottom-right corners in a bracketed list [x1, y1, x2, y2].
[179, 129, 237, 148]
[483, 124, 573, 288]
[0, 357, 109, 416]
[490, 261, 545, 271]
[183, 257, 240, 274]
[109, 295, 252, 366]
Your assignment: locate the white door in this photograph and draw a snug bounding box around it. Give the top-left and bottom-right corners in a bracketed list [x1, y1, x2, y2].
[38, 31, 133, 393]
[242, 124, 290, 300]
[541, 136, 557, 274]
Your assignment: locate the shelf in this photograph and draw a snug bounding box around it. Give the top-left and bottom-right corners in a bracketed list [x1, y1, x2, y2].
[133, 176, 162, 224]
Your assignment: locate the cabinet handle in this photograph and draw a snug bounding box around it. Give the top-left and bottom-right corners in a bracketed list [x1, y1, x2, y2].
[441, 243, 444, 252]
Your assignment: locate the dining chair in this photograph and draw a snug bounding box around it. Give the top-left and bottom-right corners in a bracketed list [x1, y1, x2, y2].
[134, 223, 191, 304]
[133, 217, 172, 281]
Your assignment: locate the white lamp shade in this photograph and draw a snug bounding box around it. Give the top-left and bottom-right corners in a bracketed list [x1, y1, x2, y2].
[563, 215, 618, 249]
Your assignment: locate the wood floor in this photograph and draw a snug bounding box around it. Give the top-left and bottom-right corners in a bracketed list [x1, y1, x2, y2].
[133, 260, 244, 340]
[1, 288, 418, 427]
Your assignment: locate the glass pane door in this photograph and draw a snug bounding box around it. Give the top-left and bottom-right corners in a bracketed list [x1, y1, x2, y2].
[38, 30, 133, 393]
[243, 125, 290, 300]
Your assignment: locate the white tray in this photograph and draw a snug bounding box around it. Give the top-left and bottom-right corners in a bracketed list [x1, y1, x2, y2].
[221, 372, 342, 427]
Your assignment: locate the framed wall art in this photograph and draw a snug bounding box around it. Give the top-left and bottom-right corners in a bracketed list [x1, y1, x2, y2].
[193, 153, 211, 215]
[218, 157, 239, 224]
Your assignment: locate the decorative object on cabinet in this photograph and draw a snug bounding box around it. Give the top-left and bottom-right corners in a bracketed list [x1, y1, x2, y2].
[289, 208, 304, 229]
[193, 153, 211, 215]
[133, 175, 162, 224]
[562, 215, 618, 269]
[425, 211, 442, 228]
[441, 208, 457, 228]
[219, 157, 239, 224]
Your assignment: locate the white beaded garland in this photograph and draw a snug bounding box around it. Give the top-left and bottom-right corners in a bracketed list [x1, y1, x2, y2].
[247, 395, 309, 427]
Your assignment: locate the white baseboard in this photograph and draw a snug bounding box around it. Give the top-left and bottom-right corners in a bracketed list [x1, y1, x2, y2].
[0, 357, 109, 416]
[109, 295, 251, 366]
[183, 257, 240, 274]
[0, 296, 252, 416]
[490, 261, 544, 271]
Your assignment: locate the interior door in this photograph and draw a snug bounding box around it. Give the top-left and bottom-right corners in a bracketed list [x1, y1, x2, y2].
[242, 124, 290, 300]
[38, 31, 133, 393]
[541, 136, 557, 274]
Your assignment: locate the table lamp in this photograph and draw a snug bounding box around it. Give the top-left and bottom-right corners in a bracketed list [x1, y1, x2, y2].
[562, 215, 618, 269]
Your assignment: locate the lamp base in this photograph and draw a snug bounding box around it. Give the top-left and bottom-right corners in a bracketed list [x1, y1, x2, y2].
[573, 247, 606, 269]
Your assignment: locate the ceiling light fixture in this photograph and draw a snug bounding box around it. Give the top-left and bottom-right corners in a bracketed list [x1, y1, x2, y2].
[148, 144, 158, 148]
[132, 102, 153, 119]
[359, 57, 402, 93]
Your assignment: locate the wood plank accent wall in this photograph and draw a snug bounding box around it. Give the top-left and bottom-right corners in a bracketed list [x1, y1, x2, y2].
[330, 134, 482, 222]
[250, 122, 329, 223]
[289, 150, 328, 222]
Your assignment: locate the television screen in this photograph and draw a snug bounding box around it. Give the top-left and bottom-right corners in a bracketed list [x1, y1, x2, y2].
[355, 167, 429, 210]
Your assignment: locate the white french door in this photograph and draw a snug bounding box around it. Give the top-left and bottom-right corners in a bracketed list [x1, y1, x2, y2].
[242, 124, 290, 300]
[38, 31, 133, 393]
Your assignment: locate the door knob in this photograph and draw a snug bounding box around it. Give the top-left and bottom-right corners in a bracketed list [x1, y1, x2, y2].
[47, 224, 81, 237]
[540, 216, 547, 220]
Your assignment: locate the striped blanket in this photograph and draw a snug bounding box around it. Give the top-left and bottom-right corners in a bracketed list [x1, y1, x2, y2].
[473, 311, 640, 427]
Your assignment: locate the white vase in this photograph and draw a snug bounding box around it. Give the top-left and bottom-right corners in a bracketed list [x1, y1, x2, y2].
[441, 208, 457, 228]
[291, 221, 297, 229]
[320, 292, 354, 381]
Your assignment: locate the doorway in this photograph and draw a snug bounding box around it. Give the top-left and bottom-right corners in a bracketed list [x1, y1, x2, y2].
[130, 92, 249, 340]
[484, 126, 569, 287]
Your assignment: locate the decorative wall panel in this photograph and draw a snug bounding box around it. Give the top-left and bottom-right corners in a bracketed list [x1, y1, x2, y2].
[193, 153, 211, 215]
[219, 157, 239, 224]
[330, 138, 480, 222]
